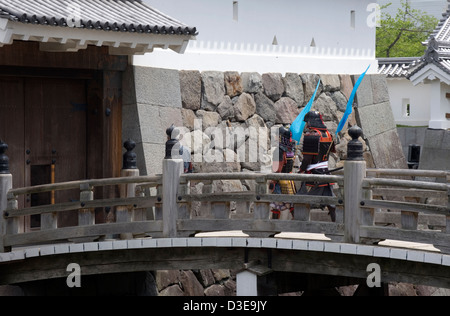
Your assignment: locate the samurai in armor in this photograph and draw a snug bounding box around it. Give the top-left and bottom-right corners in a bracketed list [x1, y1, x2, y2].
[270, 126, 297, 220]
[297, 111, 337, 222]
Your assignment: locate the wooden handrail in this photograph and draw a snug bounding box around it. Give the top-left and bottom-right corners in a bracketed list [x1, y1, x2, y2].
[367, 168, 450, 179]
[1, 167, 449, 253]
[363, 178, 449, 191]
[8, 175, 162, 196]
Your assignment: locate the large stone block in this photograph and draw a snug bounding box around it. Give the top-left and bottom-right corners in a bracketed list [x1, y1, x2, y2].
[313, 93, 339, 122]
[419, 129, 450, 170]
[300, 73, 322, 104]
[262, 73, 284, 102]
[254, 91, 277, 124]
[241, 72, 263, 94]
[235, 93, 256, 121]
[126, 103, 183, 175]
[140, 142, 165, 175]
[274, 97, 300, 124]
[339, 74, 354, 101]
[423, 128, 445, 149]
[180, 70, 201, 110]
[353, 74, 373, 107]
[122, 102, 143, 143]
[371, 74, 390, 104]
[224, 71, 243, 98]
[420, 148, 450, 171]
[216, 96, 235, 120]
[138, 104, 183, 145]
[355, 101, 396, 139]
[201, 71, 225, 111]
[283, 73, 304, 106]
[442, 130, 450, 150]
[196, 110, 221, 130]
[132, 66, 182, 108]
[320, 74, 341, 92]
[366, 129, 408, 169]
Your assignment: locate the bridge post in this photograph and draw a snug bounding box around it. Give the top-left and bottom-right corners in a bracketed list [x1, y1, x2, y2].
[117, 139, 140, 239]
[0, 141, 12, 252]
[163, 126, 184, 238]
[344, 126, 366, 244]
[236, 271, 258, 296]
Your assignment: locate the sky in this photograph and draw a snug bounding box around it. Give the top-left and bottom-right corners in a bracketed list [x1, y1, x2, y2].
[142, 0, 448, 19]
[377, 0, 448, 18]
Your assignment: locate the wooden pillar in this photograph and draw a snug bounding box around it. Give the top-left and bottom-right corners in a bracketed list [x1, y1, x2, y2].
[0, 141, 12, 252]
[236, 271, 258, 296]
[162, 125, 184, 238]
[254, 176, 269, 220]
[162, 159, 183, 238]
[117, 139, 139, 239]
[79, 183, 94, 226]
[344, 126, 366, 244]
[236, 265, 274, 296]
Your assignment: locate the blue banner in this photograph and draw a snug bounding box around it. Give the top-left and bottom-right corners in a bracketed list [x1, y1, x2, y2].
[335, 65, 370, 136]
[290, 79, 321, 143]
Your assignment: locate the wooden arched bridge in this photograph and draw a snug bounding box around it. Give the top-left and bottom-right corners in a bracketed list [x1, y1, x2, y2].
[0, 130, 449, 295]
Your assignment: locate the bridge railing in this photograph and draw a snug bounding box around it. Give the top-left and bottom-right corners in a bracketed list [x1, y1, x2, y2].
[0, 127, 449, 254]
[0, 176, 163, 252]
[175, 172, 345, 239]
[359, 169, 450, 253]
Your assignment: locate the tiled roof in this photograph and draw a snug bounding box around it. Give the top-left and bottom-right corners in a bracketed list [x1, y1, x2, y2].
[379, 0, 450, 80]
[427, 0, 450, 43]
[0, 0, 197, 36]
[377, 57, 420, 78]
[407, 0, 450, 78]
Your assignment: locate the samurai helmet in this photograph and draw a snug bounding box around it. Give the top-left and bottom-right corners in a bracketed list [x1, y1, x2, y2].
[304, 110, 327, 130]
[279, 125, 295, 153]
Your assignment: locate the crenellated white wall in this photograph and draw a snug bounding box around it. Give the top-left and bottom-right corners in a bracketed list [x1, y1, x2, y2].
[136, 0, 378, 74]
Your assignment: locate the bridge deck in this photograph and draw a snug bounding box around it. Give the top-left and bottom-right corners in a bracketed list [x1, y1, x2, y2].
[2, 232, 450, 292]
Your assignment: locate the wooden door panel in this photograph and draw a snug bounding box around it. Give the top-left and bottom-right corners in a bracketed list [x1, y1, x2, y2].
[0, 77, 25, 194]
[25, 78, 87, 227]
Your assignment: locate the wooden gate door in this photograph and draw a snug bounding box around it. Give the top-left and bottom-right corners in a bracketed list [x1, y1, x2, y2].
[0, 76, 87, 230]
[25, 78, 87, 228]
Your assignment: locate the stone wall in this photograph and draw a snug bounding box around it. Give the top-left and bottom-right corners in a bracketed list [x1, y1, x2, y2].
[156, 269, 236, 296]
[123, 66, 407, 175]
[178, 71, 353, 173]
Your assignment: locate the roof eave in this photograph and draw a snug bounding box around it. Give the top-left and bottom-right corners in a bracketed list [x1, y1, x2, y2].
[0, 19, 196, 55]
[409, 62, 450, 86]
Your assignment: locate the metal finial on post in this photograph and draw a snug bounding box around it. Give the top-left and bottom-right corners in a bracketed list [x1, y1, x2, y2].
[0, 140, 9, 174]
[347, 125, 364, 161]
[165, 124, 181, 159]
[123, 139, 137, 170]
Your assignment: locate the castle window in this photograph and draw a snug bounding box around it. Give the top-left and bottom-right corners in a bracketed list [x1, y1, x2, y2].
[233, 1, 239, 22]
[351, 10, 356, 29]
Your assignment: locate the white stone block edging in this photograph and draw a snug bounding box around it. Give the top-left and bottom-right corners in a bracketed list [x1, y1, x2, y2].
[1, 237, 448, 268]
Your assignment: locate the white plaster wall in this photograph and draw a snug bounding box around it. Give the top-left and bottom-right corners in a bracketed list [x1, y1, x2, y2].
[136, 0, 377, 74]
[386, 78, 431, 126]
[438, 82, 450, 130]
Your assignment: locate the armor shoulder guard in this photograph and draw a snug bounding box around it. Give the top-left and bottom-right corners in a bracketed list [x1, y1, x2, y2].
[303, 132, 320, 155]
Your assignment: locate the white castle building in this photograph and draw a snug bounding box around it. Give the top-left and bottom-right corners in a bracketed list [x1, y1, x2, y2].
[134, 0, 379, 75]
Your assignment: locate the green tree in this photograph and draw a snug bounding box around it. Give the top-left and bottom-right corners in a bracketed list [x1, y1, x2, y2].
[376, 0, 439, 58]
